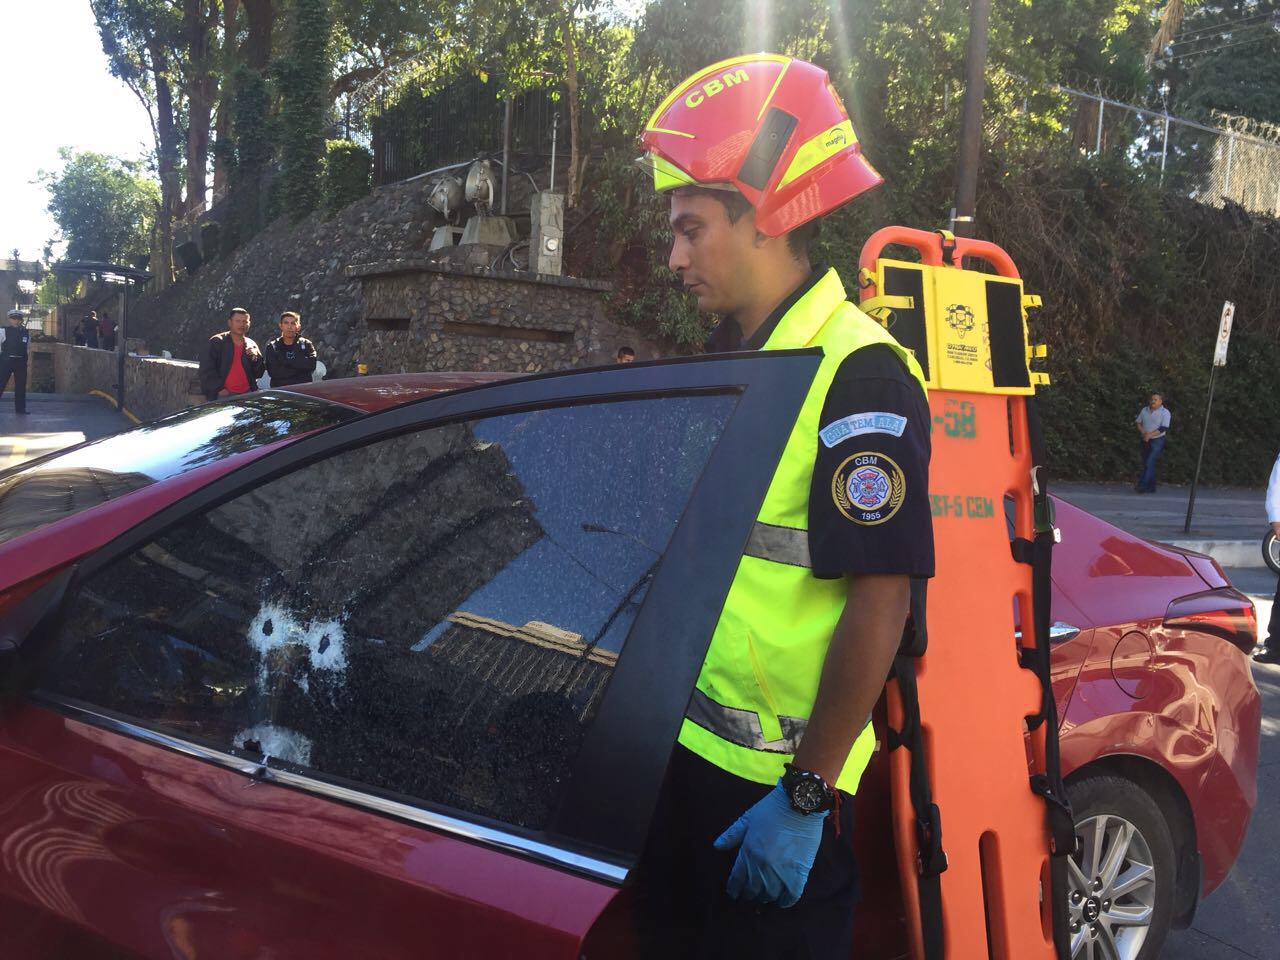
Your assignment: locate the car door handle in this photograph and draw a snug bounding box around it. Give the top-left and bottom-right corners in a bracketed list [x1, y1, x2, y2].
[1013, 621, 1082, 643]
[1049, 621, 1081, 642]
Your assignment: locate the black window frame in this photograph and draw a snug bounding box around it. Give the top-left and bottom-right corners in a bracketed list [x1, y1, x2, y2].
[16, 350, 821, 881]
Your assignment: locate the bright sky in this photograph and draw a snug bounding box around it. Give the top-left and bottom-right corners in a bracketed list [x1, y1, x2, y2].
[0, 0, 155, 262]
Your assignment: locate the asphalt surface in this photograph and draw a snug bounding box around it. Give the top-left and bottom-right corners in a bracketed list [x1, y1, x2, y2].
[0, 394, 1273, 956]
[0, 391, 133, 471]
[1158, 565, 1277, 960]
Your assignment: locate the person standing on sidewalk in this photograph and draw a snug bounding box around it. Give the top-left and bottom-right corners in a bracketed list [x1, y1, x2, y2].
[199, 307, 265, 401]
[1252, 452, 1280, 664]
[1134, 393, 1170, 493]
[263, 311, 318, 388]
[1, 309, 30, 414]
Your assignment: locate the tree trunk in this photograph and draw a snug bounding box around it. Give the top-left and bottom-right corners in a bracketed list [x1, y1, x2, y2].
[213, 0, 241, 198]
[149, 39, 181, 287]
[182, 0, 218, 217]
[561, 3, 582, 208]
[243, 0, 274, 72]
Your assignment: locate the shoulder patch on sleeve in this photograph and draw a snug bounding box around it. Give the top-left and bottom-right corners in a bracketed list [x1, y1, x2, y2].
[831, 452, 907, 526]
[820, 412, 908, 448]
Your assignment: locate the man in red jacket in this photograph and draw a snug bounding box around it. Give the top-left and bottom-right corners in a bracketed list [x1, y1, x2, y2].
[199, 307, 265, 401]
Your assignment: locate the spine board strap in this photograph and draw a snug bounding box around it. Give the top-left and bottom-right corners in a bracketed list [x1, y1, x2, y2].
[1010, 397, 1074, 960]
[887, 578, 946, 960]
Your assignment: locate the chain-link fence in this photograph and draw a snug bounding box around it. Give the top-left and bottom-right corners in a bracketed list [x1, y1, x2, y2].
[364, 75, 563, 187]
[991, 73, 1280, 216]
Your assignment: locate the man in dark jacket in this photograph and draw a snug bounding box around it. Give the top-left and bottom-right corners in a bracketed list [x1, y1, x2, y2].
[263, 311, 318, 388]
[199, 307, 265, 401]
[1, 309, 31, 414]
[81, 312, 100, 349]
[99, 311, 118, 351]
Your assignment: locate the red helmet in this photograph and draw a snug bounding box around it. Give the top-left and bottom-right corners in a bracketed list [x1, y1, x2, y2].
[639, 55, 883, 237]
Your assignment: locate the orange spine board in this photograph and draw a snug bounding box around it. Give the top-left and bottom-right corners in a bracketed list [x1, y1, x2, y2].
[863, 226, 1056, 960]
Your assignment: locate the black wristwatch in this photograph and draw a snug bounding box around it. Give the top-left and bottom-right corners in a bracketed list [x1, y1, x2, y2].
[782, 763, 837, 815]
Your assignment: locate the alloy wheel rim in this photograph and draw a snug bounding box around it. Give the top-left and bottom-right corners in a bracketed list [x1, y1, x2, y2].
[1066, 813, 1158, 960]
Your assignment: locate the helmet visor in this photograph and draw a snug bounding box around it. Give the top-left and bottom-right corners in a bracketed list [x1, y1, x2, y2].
[636, 152, 739, 194]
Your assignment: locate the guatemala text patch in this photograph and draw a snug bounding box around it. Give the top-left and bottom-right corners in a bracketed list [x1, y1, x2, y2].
[819, 411, 908, 448]
[831, 452, 907, 526]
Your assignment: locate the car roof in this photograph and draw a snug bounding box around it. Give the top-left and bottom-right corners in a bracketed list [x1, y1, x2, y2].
[279, 372, 515, 413]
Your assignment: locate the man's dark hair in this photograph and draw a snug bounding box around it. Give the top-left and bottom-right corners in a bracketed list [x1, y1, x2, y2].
[280, 310, 301, 322]
[674, 186, 819, 264]
[229, 307, 250, 319]
[617, 345, 635, 359]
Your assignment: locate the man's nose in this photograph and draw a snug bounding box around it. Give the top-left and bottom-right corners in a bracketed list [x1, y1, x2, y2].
[668, 236, 688, 274]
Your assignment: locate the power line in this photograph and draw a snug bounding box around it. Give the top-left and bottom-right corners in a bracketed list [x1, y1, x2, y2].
[1171, 8, 1278, 45]
[1164, 30, 1278, 62]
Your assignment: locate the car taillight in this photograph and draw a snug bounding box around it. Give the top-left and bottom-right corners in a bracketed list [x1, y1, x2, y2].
[1162, 587, 1257, 655]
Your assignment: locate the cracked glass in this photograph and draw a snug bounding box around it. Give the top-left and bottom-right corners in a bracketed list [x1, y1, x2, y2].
[39, 393, 737, 832]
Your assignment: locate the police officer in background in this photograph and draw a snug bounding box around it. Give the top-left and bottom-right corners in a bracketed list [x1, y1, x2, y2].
[635, 56, 933, 958]
[1, 309, 31, 414]
[263, 311, 318, 388]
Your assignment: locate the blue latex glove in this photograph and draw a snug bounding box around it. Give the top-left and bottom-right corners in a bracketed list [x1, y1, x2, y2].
[713, 781, 827, 907]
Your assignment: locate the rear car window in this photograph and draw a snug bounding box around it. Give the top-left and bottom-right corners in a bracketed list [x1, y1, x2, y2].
[0, 394, 357, 546]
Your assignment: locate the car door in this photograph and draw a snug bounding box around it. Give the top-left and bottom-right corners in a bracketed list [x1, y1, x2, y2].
[0, 351, 819, 960]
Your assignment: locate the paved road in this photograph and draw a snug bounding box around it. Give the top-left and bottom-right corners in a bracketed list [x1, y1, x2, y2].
[1161, 565, 1276, 960]
[0, 392, 132, 471]
[1054, 481, 1266, 545]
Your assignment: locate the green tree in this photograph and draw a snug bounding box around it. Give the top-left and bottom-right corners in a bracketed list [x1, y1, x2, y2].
[41, 149, 161, 266]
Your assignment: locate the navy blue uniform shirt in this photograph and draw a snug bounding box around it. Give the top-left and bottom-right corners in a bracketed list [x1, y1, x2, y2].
[706, 267, 934, 579]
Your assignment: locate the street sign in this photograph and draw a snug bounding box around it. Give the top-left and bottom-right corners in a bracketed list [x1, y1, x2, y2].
[1213, 300, 1234, 367]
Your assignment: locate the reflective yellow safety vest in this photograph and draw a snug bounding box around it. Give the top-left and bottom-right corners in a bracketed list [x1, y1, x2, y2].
[679, 267, 928, 794]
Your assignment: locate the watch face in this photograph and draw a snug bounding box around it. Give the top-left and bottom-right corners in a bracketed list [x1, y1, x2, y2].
[791, 777, 827, 813]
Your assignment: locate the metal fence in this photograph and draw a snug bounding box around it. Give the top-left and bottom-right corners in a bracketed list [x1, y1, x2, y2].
[990, 73, 1280, 217]
[368, 75, 564, 187]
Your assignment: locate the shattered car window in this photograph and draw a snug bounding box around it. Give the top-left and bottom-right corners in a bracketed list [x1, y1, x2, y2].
[40, 394, 737, 832]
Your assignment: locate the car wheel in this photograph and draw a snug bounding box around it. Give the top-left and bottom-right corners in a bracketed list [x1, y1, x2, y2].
[1263, 529, 1280, 576]
[1065, 775, 1176, 960]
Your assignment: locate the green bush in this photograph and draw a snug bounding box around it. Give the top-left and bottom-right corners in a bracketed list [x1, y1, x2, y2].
[1039, 332, 1280, 488]
[323, 140, 372, 213]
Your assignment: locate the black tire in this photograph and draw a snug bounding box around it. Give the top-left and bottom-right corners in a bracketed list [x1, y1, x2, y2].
[1263, 529, 1280, 576]
[1065, 775, 1177, 960]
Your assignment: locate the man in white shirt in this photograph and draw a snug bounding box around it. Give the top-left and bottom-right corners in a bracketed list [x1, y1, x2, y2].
[1134, 393, 1171, 493]
[1253, 452, 1280, 664]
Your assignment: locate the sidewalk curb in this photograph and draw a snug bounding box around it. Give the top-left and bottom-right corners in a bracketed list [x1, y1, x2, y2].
[1163, 539, 1262, 569]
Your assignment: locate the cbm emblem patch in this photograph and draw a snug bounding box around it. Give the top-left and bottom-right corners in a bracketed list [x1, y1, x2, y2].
[832, 452, 906, 526]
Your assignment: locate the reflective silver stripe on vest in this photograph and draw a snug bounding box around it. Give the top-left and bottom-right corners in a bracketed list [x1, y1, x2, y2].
[687, 688, 808, 754]
[744, 521, 811, 568]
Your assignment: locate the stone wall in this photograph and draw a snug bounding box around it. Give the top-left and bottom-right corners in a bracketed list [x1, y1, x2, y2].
[352, 260, 610, 374]
[126, 178, 653, 378]
[52, 343, 200, 422]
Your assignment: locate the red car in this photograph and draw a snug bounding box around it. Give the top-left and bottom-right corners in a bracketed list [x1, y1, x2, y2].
[0, 356, 1259, 960]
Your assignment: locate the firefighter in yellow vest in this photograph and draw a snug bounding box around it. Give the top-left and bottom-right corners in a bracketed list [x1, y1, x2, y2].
[635, 56, 934, 957]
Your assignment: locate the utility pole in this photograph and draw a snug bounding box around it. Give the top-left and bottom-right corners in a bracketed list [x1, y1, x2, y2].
[952, 0, 992, 238]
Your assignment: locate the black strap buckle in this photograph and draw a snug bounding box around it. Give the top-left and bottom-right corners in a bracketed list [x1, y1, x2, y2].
[915, 803, 948, 877]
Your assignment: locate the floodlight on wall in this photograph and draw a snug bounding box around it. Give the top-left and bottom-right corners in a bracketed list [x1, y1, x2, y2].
[428, 175, 464, 221]
[464, 160, 498, 214]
